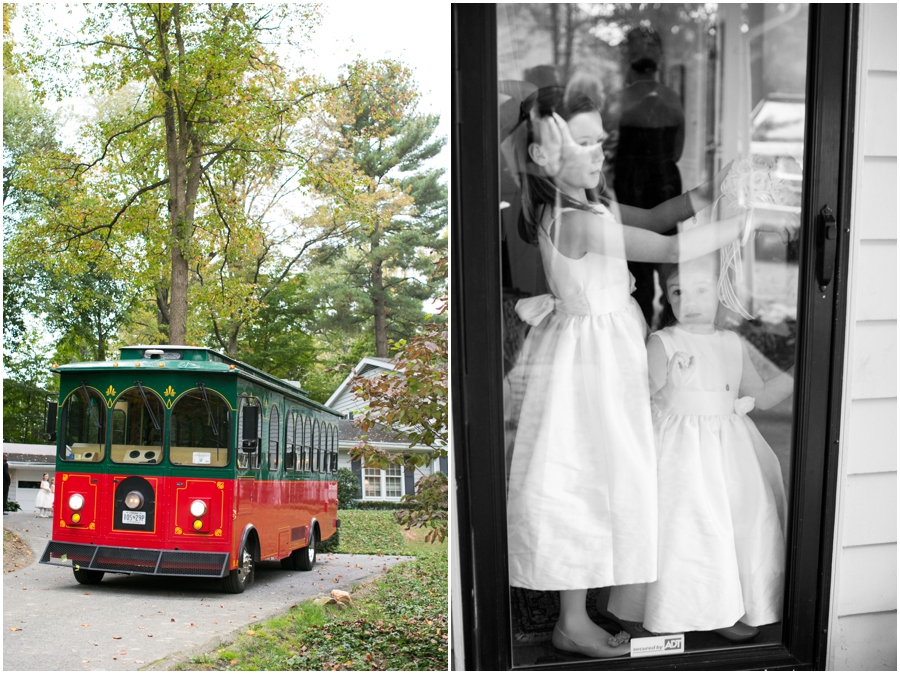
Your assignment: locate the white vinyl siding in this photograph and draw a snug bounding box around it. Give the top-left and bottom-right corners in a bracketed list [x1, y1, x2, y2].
[829, 5, 898, 670]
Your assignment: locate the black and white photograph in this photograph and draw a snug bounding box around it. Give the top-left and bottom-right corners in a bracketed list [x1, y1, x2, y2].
[452, 3, 896, 671]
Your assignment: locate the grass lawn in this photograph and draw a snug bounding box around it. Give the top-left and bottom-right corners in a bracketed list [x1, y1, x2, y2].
[181, 511, 448, 671]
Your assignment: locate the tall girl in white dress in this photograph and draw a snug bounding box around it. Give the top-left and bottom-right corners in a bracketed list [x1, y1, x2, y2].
[504, 87, 776, 659]
[608, 254, 793, 638]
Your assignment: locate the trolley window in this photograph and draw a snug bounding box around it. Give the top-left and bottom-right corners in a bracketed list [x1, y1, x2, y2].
[300, 416, 311, 472]
[285, 410, 296, 471]
[170, 388, 231, 467]
[237, 396, 261, 470]
[312, 420, 321, 472]
[110, 386, 164, 464]
[59, 385, 107, 463]
[331, 425, 339, 472]
[268, 405, 280, 470]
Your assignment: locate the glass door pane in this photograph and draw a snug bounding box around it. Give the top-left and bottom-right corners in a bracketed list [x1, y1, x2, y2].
[498, 4, 808, 666]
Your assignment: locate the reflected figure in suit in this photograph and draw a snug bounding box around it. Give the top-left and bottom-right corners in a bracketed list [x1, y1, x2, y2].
[603, 26, 685, 325]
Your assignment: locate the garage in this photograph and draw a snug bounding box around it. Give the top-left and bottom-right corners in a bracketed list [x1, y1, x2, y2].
[4, 444, 55, 515]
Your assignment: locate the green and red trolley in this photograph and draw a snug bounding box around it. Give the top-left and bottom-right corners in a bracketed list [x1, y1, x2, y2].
[40, 345, 340, 593]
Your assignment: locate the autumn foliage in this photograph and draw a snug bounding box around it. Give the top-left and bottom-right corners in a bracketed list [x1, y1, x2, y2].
[348, 268, 447, 542]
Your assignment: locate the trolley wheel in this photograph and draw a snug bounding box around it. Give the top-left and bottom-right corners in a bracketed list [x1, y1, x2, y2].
[280, 528, 318, 571]
[73, 568, 105, 585]
[297, 528, 317, 571]
[222, 539, 255, 594]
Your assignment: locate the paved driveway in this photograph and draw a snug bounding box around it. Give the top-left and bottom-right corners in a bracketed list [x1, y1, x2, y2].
[3, 512, 410, 671]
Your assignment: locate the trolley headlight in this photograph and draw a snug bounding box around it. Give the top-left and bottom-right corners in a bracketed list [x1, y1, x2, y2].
[189, 500, 207, 517]
[68, 494, 85, 511]
[124, 491, 144, 509]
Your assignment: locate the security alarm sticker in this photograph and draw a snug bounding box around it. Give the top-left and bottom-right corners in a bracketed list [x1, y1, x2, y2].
[630, 634, 685, 658]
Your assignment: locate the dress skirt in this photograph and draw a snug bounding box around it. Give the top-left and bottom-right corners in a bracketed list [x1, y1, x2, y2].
[506, 294, 658, 591]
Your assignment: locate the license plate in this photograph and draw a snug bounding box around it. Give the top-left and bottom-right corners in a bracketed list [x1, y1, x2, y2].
[122, 511, 146, 525]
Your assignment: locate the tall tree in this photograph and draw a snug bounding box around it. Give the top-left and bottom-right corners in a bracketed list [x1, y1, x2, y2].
[15, 3, 326, 344]
[315, 59, 447, 357]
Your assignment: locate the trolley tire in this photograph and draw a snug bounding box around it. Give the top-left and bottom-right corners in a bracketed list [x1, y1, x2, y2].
[222, 539, 255, 594]
[297, 528, 317, 571]
[73, 568, 105, 585]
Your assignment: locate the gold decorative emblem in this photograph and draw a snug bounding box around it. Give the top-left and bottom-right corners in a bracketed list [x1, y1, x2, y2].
[106, 385, 116, 397]
[62, 474, 68, 482]
[217, 482, 224, 489]
[164, 385, 176, 398]
[88, 523, 95, 530]
[175, 526, 183, 535]
[214, 529, 223, 537]
[60, 521, 67, 528]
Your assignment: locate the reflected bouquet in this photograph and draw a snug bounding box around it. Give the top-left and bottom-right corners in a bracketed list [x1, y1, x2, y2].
[715, 155, 801, 320]
[720, 155, 802, 229]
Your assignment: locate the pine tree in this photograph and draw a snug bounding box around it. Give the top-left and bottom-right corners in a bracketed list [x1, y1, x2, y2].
[315, 60, 447, 357]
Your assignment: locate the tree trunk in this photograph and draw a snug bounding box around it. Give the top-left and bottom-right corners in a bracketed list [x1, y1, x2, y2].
[169, 237, 189, 345]
[372, 256, 388, 358]
[155, 284, 170, 339]
[370, 215, 388, 358]
[227, 324, 239, 358]
[158, 8, 202, 347]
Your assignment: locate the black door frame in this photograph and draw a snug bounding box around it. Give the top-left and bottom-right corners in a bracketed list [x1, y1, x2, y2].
[451, 4, 858, 670]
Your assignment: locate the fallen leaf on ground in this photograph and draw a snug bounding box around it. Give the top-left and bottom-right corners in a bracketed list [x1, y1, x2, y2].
[112, 636, 121, 640]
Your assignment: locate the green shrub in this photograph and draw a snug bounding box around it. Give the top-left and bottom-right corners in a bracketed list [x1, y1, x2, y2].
[336, 467, 360, 509]
[353, 500, 407, 511]
[5, 500, 21, 512]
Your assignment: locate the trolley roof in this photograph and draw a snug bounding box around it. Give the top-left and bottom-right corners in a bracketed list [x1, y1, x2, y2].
[50, 345, 340, 416]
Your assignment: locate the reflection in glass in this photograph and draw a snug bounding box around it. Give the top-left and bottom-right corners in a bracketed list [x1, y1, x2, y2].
[110, 387, 164, 464]
[170, 389, 231, 467]
[498, 4, 807, 665]
[60, 387, 107, 462]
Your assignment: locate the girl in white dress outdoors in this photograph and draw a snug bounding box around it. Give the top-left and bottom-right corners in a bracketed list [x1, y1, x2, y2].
[34, 473, 53, 517]
[609, 253, 793, 641]
[504, 87, 791, 659]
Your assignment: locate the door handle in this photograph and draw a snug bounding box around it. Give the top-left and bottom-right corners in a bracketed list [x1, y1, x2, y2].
[816, 205, 838, 290]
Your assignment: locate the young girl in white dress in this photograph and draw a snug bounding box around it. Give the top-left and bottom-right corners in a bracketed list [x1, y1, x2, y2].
[504, 87, 785, 659]
[34, 473, 53, 517]
[608, 254, 794, 640]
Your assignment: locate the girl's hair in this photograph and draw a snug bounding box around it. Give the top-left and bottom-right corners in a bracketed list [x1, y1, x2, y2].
[515, 86, 608, 245]
[657, 255, 720, 329]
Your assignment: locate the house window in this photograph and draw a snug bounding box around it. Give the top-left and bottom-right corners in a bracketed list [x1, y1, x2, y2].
[364, 464, 403, 500]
